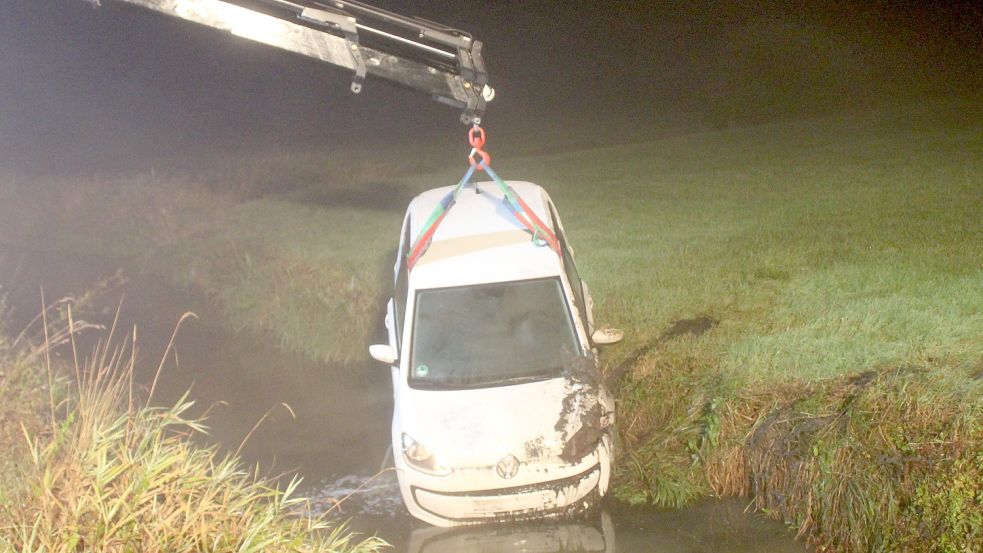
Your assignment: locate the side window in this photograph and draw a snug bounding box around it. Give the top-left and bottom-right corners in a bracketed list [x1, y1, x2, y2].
[393, 218, 411, 352]
[549, 203, 590, 334]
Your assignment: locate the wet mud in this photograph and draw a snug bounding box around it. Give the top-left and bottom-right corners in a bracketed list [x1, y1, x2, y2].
[555, 355, 605, 463]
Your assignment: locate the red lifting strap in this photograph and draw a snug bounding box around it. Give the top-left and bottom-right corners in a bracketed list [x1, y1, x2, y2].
[407, 125, 562, 271]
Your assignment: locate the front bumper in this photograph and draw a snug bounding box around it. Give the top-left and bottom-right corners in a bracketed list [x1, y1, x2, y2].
[411, 464, 600, 525]
[397, 437, 611, 526]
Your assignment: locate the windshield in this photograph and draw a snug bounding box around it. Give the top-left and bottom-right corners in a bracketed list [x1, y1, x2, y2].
[409, 277, 581, 389]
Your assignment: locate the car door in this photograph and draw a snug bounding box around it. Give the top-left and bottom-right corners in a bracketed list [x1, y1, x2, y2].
[547, 201, 596, 341]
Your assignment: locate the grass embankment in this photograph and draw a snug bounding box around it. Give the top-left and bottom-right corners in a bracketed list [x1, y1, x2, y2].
[0, 298, 383, 551]
[0, 149, 414, 363]
[1, 98, 981, 550]
[491, 100, 983, 551]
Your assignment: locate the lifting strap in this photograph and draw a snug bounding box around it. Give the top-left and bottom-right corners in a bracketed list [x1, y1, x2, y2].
[407, 126, 561, 271]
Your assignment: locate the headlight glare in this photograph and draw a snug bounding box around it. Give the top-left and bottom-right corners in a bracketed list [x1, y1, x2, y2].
[401, 433, 451, 476]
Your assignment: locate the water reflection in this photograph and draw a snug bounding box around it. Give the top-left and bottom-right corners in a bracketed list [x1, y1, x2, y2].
[309, 468, 806, 553]
[309, 470, 616, 552]
[407, 514, 614, 553]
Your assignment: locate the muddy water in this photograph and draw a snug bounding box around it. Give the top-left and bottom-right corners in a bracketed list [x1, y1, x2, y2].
[0, 247, 809, 553]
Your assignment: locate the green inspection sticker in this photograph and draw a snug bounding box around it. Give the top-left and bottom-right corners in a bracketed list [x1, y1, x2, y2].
[415, 364, 430, 378]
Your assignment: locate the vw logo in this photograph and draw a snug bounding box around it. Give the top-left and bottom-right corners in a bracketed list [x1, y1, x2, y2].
[496, 455, 519, 479]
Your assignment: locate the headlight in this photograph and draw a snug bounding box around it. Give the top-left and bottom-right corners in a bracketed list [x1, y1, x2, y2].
[401, 433, 452, 476]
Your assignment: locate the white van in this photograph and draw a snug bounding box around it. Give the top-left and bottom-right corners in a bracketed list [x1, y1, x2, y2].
[369, 180, 622, 526]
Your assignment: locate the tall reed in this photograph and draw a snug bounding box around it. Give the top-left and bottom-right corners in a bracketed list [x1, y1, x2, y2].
[0, 305, 385, 553]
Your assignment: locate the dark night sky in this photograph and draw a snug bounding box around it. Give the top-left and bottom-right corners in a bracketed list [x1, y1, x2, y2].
[1, 0, 980, 174]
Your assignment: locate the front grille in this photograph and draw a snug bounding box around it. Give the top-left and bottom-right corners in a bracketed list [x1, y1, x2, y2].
[411, 464, 601, 523]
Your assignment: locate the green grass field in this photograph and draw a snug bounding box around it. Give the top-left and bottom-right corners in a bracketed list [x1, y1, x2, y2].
[1, 97, 981, 551]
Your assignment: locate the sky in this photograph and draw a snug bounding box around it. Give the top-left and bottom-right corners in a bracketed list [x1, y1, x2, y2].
[1, 0, 980, 174]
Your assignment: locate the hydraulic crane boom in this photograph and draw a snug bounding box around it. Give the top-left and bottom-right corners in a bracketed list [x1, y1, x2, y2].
[107, 0, 495, 124]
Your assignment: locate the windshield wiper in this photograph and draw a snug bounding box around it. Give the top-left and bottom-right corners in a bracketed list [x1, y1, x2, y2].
[499, 374, 553, 385]
[409, 372, 555, 390]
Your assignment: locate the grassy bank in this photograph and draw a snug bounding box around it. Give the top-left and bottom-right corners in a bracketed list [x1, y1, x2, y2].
[0, 149, 411, 363]
[1, 97, 981, 550]
[0, 297, 384, 551]
[494, 98, 983, 551]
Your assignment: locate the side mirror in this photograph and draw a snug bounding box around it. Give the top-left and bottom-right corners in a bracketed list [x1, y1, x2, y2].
[369, 344, 397, 365]
[591, 328, 624, 346]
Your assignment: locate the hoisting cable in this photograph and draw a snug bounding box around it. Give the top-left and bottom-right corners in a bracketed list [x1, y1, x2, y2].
[407, 125, 561, 271]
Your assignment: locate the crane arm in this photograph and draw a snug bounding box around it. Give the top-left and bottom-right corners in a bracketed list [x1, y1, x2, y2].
[109, 0, 494, 124]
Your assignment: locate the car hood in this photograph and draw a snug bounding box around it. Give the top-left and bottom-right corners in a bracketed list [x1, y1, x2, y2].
[398, 376, 607, 467]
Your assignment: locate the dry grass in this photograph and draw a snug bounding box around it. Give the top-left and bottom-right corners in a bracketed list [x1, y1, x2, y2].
[0, 299, 385, 553]
[616, 357, 983, 552]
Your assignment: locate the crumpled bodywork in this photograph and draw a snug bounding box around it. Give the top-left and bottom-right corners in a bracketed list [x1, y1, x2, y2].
[395, 354, 614, 526]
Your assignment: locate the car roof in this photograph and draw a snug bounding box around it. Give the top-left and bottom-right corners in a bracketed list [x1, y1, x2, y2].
[407, 180, 565, 289]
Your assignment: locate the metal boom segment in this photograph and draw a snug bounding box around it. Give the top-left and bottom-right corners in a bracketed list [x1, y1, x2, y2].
[110, 0, 494, 123]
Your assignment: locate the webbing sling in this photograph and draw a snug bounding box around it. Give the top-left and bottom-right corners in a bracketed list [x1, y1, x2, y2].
[406, 126, 561, 270]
